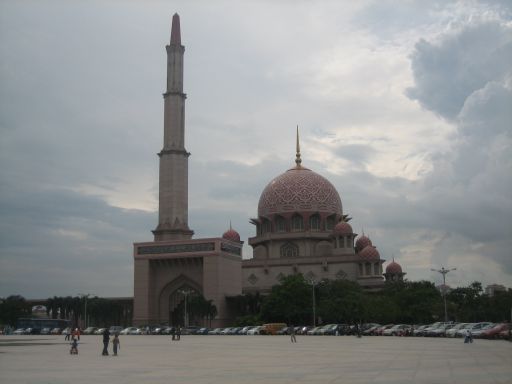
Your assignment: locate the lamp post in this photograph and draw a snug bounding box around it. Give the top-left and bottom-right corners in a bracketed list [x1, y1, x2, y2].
[307, 279, 317, 327]
[78, 293, 92, 329]
[431, 267, 456, 322]
[178, 288, 193, 327]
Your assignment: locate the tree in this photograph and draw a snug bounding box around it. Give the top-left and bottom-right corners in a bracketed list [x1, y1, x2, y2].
[260, 274, 312, 325]
[0, 295, 31, 327]
[316, 279, 365, 324]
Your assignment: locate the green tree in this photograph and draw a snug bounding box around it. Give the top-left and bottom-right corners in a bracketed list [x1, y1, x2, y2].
[316, 279, 365, 324]
[260, 274, 312, 325]
[0, 295, 31, 327]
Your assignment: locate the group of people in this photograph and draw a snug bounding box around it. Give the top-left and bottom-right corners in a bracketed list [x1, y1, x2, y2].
[101, 328, 121, 356]
[65, 328, 80, 341]
[171, 326, 181, 341]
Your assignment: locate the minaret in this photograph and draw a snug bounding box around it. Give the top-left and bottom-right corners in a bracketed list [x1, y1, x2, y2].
[153, 13, 194, 241]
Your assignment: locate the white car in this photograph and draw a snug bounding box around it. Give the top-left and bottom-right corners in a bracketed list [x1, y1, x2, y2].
[13, 328, 25, 335]
[247, 326, 264, 335]
[445, 323, 467, 338]
[120, 327, 141, 335]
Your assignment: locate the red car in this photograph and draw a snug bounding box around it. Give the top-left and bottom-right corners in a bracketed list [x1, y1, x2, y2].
[479, 323, 508, 339]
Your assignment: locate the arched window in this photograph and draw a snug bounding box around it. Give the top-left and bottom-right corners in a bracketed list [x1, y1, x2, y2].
[280, 242, 299, 258]
[291, 214, 304, 231]
[326, 215, 335, 230]
[262, 219, 271, 234]
[309, 214, 321, 231]
[365, 263, 372, 275]
[275, 216, 286, 232]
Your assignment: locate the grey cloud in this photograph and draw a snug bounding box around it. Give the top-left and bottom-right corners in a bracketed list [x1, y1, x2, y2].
[407, 21, 512, 120]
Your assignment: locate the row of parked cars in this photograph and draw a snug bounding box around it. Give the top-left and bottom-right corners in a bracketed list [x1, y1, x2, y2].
[361, 321, 511, 339]
[8, 322, 510, 340]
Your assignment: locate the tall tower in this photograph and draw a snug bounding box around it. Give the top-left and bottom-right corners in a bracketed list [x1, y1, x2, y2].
[153, 13, 194, 241]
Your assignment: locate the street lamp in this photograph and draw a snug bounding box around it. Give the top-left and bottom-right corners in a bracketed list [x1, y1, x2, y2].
[431, 267, 456, 322]
[307, 279, 317, 327]
[78, 293, 92, 329]
[178, 288, 194, 327]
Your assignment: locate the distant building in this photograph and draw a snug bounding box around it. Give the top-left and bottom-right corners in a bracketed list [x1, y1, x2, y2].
[485, 284, 507, 296]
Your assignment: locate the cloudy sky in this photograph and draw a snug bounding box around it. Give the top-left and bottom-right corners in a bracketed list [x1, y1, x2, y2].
[1, 0, 511, 299]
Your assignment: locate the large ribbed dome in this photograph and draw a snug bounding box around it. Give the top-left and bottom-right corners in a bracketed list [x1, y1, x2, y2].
[258, 165, 343, 217]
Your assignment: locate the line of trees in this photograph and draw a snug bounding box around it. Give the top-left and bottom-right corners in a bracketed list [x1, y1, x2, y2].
[228, 274, 512, 326]
[0, 295, 132, 328]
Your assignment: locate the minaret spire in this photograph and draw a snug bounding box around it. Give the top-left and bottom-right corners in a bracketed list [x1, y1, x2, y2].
[153, 13, 193, 241]
[170, 13, 181, 45]
[295, 125, 302, 167]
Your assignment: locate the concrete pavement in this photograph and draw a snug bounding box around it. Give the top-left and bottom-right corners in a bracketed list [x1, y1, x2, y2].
[0, 335, 511, 384]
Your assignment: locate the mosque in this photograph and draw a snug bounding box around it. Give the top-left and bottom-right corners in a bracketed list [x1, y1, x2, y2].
[132, 14, 405, 327]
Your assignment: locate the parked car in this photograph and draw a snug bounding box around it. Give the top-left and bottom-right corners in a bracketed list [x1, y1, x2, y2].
[162, 326, 175, 335]
[13, 328, 25, 335]
[362, 324, 380, 336]
[412, 325, 429, 336]
[239, 326, 253, 335]
[109, 326, 123, 335]
[83, 327, 98, 335]
[247, 326, 265, 335]
[307, 326, 322, 335]
[208, 327, 222, 335]
[425, 323, 453, 337]
[456, 322, 492, 338]
[480, 323, 510, 339]
[374, 324, 394, 336]
[62, 327, 72, 336]
[40, 327, 51, 335]
[497, 324, 512, 340]
[94, 328, 107, 335]
[383, 324, 412, 336]
[120, 327, 141, 335]
[445, 323, 467, 338]
[50, 327, 62, 335]
[471, 323, 495, 338]
[298, 326, 312, 335]
[318, 324, 336, 335]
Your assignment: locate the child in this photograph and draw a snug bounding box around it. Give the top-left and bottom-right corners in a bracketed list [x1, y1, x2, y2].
[70, 337, 78, 355]
[112, 333, 120, 356]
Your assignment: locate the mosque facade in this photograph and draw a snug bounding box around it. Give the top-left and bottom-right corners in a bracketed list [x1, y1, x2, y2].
[132, 14, 405, 327]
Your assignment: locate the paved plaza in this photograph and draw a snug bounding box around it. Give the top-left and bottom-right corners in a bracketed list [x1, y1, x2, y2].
[0, 335, 511, 384]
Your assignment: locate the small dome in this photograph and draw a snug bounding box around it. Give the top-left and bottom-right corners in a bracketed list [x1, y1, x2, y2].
[333, 221, 353, 235]
[222, 228, 240, 242]
[359, 245, 380, 261]
[355, 235, 372, 251]
[386, 260, 402, 274]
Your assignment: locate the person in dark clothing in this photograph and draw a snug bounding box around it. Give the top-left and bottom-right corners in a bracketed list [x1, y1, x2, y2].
[102, 328, 110, 355]
[176, 326, 181, 340]
[290, 326, 297, 343]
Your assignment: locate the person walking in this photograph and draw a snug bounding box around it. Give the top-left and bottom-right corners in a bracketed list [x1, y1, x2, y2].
[176, 326, 181, 341]
[69, 337, 78, 355]
[102, 328, 110, 355]
[112, 333, 120, 356]
[464, 329, 473, 343]
[290, 326, 297, 343]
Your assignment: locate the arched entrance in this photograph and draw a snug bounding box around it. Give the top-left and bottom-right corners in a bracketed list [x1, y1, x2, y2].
[158, 275, 202, 326]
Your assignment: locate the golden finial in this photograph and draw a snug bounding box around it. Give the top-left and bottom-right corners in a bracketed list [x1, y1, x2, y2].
[295, 125, 302, 167]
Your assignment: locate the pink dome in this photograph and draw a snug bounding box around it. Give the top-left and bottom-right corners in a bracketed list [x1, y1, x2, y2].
[359, 245, 380, 261]
[333, 221, 353, 235]
[355, 235, 372, 251]
[386, 261, 402, 274]
[258, 166, 343, 218]
[222, 228, 240, 242]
